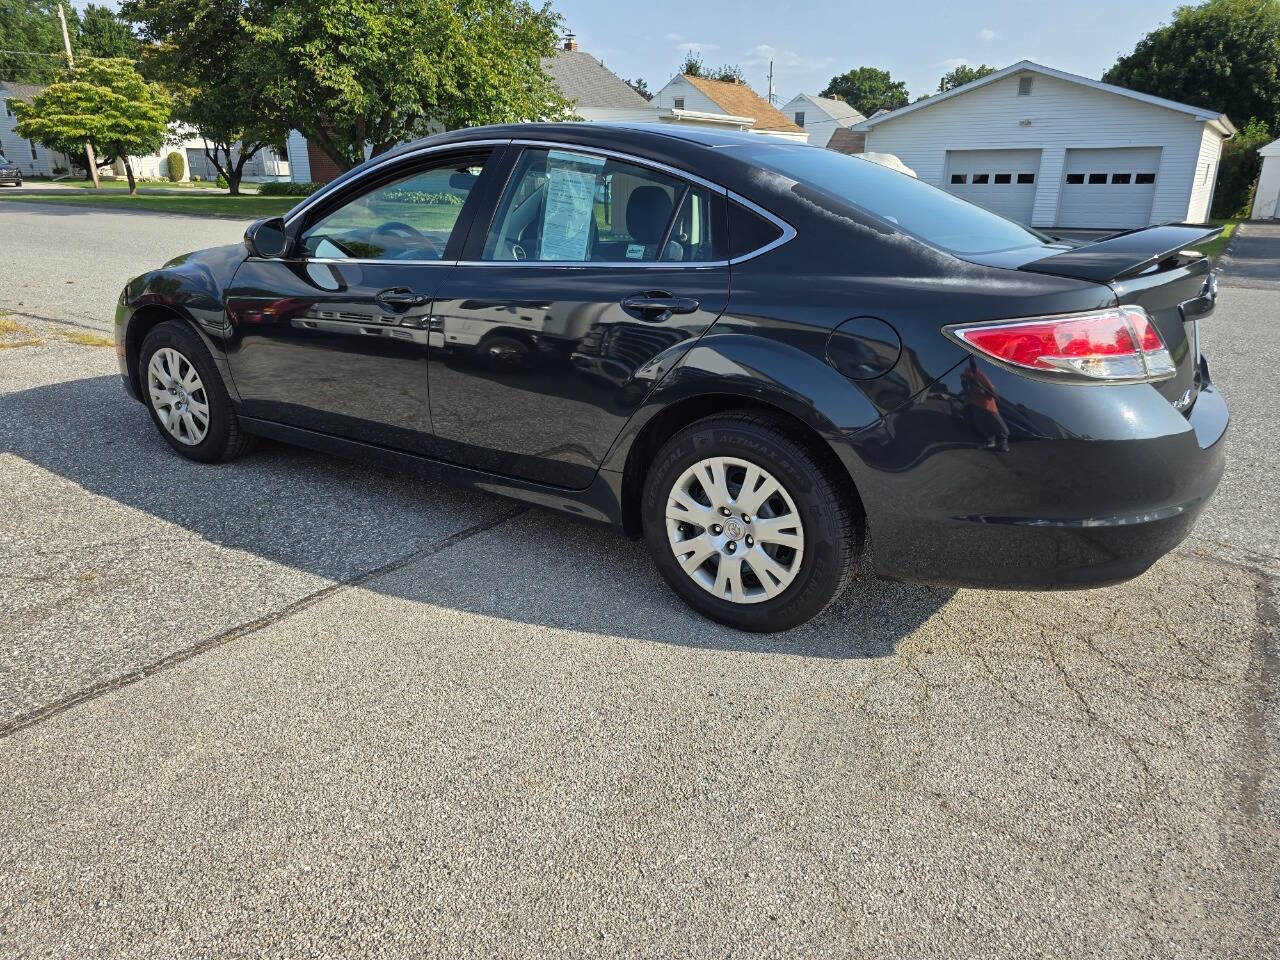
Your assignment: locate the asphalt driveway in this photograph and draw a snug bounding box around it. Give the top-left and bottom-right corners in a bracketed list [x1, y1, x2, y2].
[1, 204, 1277, 958]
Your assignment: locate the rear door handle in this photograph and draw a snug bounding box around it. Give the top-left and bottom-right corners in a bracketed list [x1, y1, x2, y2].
[376, 287, 429, 310]
[621, 293, 700, 321]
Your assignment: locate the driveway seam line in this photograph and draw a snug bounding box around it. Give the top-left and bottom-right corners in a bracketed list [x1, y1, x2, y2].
[0, 504, 528, 741]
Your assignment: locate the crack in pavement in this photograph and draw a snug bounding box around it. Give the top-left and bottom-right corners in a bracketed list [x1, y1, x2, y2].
[0, 504, 528, 741]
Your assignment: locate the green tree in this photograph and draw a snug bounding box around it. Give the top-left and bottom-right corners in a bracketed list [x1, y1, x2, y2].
[624, 77, 652, 101]
[938, 63, 997, 92]
[821, 66, 909, 115]
[0, 0, 63, 83]
[9, 58, 170, 193]
[247, 0, 570, 173]
[1103, 0, 1280, 130]
[678, 52, 744, 83]
[77, 4, 140, 60]
[122, 0, 290, 195]
[1213, 116, 1271, 216]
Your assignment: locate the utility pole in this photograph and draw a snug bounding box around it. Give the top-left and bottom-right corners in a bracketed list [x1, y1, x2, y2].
[56, 3, 100, 188]
[767, 60, 776, 105]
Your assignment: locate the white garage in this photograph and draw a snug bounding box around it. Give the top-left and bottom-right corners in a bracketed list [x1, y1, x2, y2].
[1250, 137, 1280, 220]
[855, 61, 1234, 230]
[944, 149, 1042, 224]
[1057, 147, 1162, 228]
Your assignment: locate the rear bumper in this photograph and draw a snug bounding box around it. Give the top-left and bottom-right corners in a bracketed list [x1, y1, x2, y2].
[850, 359, 1228, 590]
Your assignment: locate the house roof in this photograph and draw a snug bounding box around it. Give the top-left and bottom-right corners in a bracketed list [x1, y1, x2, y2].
[853, 60, 1235, 138]
[804, 94, 866, 126]
[542, 50, 650, 111]
[826, 127, 866, 155]
[1259, 137, 1280, 157]
[682, 74, 804, 133]
[0, 82, 46, 103]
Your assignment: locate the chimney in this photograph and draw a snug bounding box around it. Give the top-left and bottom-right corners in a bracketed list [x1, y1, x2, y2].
[563, 33, 578, 52]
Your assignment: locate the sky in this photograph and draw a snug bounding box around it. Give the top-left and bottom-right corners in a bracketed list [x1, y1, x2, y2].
[553, 0, 1181, 104]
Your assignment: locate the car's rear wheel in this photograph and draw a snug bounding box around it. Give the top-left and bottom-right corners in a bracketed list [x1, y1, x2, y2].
[642, 413, 859, 632]
[139, 321, 252, 463]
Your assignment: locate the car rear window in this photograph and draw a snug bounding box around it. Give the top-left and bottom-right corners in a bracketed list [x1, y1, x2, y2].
[730, 143, 1048, 255]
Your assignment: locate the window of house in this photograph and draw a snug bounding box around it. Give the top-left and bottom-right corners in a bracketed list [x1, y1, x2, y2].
[300, 154, 488, 260]
[794, 111, 805, 127]
[1017, 173, 1035, 184]
[1018, 76, 1034, 96]
[1135, 173, 1155, 184]
[674, 97, 685, 110]
[972, 173, 990, 184]
[483, 147, 718, 263]
[1066, 173, 1084, 184]
[1111, 173, 1131, 184]
[950, 174, 967, 184]
[994, 173, 1012, 184]
[1087, 173, 1107, 184]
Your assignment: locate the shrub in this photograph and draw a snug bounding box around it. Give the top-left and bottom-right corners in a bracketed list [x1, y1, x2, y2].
[215, 173, 228, 189]
[165, 151, 184, 182]
[1212, 117, 1271, 219]
[258, 180, 323, 196]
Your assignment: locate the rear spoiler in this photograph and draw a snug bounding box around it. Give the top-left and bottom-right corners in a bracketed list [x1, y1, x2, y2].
[1019, 223, 1222, 284]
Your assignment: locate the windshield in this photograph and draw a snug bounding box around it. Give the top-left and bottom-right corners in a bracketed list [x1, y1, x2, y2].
[731, 142, 1048, 255]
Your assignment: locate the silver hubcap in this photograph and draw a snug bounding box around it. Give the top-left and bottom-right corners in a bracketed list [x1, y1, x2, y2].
[147, 347, 209, 446]
[665, 456, 805, 605]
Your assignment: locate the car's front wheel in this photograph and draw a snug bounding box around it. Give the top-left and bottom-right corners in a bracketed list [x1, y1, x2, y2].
[139, 321, 252, 463]
[642, 413, 860, 632]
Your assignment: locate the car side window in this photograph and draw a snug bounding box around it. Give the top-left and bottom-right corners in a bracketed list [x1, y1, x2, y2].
[300, 155, 487, 261]
[481, 148, 717, 263]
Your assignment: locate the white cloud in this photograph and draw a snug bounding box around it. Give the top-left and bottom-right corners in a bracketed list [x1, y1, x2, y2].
[675, 40, 720, 55]
[940, 57, 969, 70]
[979, 28, 998, 41]
[746, 43, 832, 74]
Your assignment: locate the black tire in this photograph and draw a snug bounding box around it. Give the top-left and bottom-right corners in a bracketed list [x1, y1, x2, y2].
[138, 320, 253, 463]
[641, 412, 860, 632]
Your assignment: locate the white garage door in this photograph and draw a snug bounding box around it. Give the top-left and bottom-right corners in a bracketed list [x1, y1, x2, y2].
[1058, 147, 1161, 229]
[944, 149, 1042, 224]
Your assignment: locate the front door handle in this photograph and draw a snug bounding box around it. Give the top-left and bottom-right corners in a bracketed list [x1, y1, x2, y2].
[621, 292, 700, 322]
[376, 287, 429, 311]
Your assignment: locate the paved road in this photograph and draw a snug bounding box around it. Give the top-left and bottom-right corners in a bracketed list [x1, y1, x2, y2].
[0, 200, 248, 329]
[1, 205, 1277, 958]
[1219, 221, 1280, 287]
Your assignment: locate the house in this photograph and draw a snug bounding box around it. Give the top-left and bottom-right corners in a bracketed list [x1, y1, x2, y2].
[1250, 138, 1280, 219]
[853, 60, 1235, 230]
[651, 74, 808, 142]
[0, 81, 74, 176]
[777, 93, 866, 153]
[541, 37, 655, 123]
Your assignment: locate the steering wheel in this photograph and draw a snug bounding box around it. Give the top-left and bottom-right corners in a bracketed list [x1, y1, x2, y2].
[374, 220, 426, 238]
[374, 220, 440, 258]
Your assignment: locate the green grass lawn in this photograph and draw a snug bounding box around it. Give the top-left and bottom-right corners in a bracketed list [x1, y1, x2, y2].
[1200, 218, 1241, 263]
[24, 176, 241, 191]
[0, 191, 296, 219]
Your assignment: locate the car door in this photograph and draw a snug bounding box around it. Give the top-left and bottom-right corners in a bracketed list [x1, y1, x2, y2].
[426, 144, 731, 488]
[223, 146, 501, 454]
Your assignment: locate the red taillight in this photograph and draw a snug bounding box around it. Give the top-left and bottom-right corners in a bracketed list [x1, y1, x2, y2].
[947, 306, 1175, 382]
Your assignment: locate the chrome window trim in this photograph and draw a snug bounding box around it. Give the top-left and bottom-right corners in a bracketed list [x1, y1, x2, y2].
[280, 135, 798, 267]
[282, 138, 512, 228]
[725, 192, 797, 264]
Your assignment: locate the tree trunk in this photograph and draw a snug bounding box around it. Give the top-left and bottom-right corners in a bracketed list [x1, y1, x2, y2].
[123, 156, 137, 195]
[228, 168, 243, 195]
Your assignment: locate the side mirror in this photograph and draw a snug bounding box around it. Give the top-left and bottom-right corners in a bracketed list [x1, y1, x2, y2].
[244, 217, 289, 259]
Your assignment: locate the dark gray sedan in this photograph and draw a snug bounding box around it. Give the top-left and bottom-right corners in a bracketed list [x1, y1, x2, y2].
[0, 158, 22, 187]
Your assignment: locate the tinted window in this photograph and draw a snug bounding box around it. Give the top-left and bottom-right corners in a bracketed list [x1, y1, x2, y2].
[972, 173, 990, 184]
[1112, 173, 1132, 184]
[994, 173, 1012, 184]
[1088, 173, 1107, 184]
[727, 200, 783, 259]
[729, 143, 1044, 254]
[300, 157, 485, 260]
[950, 174, 967, 184]
[1136, 173, 1156, 184]
[1066, 173, 1085, 185]
[1017, 173, 1035, 184]
[483, 148, 714, 263]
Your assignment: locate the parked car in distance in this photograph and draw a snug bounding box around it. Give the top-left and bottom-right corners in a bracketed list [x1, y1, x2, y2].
[113, 124, 1227, 631]
[0, 157, 22, 187]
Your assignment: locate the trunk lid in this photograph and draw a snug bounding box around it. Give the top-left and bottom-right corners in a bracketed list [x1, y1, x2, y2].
[1017, 224, 1220, 412]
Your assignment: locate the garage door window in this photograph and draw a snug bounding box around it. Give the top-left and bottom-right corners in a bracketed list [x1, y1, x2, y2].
[1112, 173, 1131, 184]
[973, 174, 990, 184]
[1066, 174, 1084, 185]
[1136, 173, 1155, 184]
[951, 174, 967, 184]
[1017, 173, 1035, 184]
[1087, 173, 1107, 184]
[994, 173, 1011, 184]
